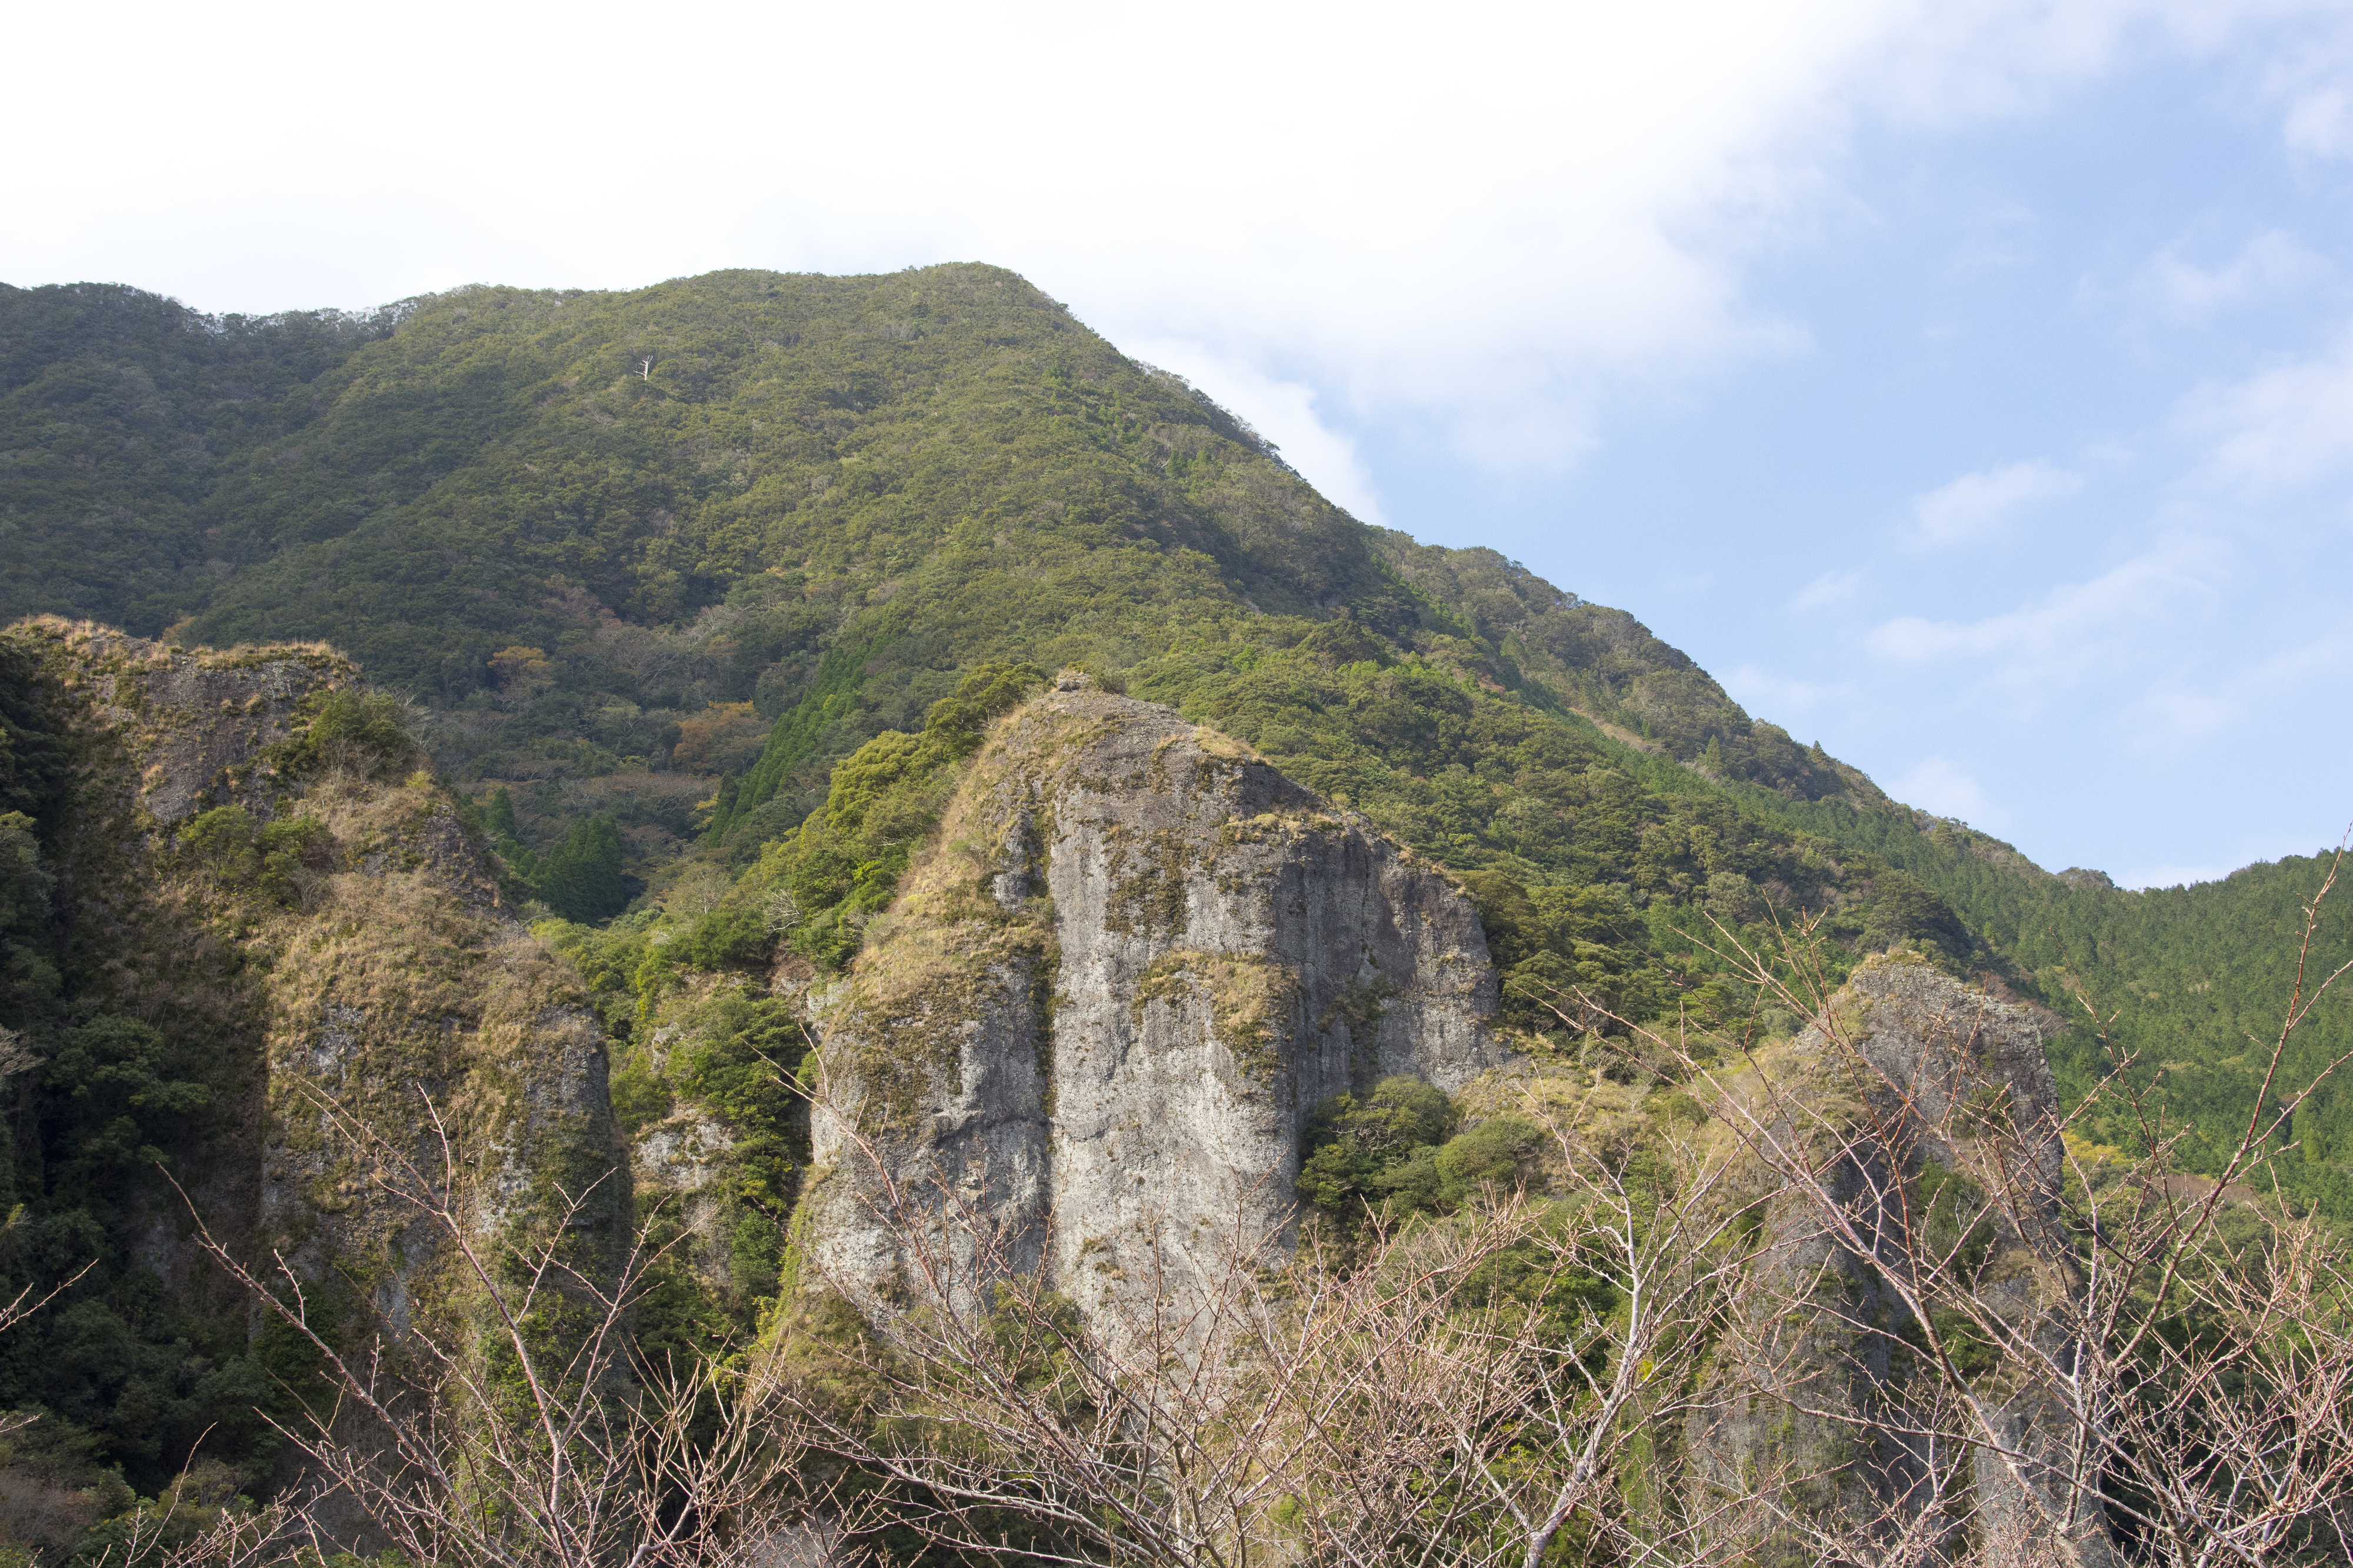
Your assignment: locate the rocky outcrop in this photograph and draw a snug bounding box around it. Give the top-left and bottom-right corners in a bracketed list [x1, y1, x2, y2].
[17, 618, 618, 1330]
[804, 679, 1511, 1332]
[1691, 955, 2113, 1564]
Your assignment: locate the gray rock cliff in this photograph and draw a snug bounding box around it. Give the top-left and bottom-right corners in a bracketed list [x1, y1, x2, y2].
[19, 619, 618, 1333]
[804, 680, 1512, 1332]
[1691, 955, 2114, 1564]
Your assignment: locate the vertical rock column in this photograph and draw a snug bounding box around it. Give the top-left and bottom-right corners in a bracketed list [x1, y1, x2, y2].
[804, 683, 1509, 1337]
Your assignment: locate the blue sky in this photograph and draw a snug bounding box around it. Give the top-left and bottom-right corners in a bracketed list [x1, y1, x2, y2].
[10, 0, 2351, 886]
[1339, 44, 2353, 888]
[1367, 49, 2353, 889]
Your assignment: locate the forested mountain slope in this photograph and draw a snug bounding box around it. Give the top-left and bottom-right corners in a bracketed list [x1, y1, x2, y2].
[4, 265, 2347, 1227]
[1752, 791, 2352, 1212]
[0, 286, 396, 633]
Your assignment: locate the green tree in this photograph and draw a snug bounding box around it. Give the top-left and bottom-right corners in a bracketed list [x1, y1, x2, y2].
[536, 815, 626, 922]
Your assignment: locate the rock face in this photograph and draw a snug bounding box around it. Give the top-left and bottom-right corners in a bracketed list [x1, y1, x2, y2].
[805, 682, 1511, 1330]
[1692, 955, 2113, 1564]
[18, 619, 618, 1330]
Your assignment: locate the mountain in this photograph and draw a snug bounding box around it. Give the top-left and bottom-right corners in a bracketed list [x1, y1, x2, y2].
[1, 265, 2349, 1523]
[1755, 794, 2353, 1211]
[5, 266, 2346, 1199]
[10, 268, 2341, 1209]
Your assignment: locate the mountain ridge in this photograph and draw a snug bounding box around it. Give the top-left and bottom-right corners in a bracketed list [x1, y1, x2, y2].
[5, 262, 2347, 1217]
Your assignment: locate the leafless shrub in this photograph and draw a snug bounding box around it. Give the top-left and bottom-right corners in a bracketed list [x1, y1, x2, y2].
[0, 1248, 94, 1462]
[772, 1116, 1291, 1566]
[1513, 840, 2353, 1567]
[170, 1086, 835, 1568]
[138, 852, 2353, 1567]
[770, 1083, 1827, 1567]
[1257, 1112, 1802, 1568]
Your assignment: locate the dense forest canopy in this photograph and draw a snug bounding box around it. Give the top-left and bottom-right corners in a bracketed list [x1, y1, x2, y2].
[0, 263, 2345, 1492]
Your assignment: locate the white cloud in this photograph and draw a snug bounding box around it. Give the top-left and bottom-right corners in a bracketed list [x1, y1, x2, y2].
[1865, 533, 2224, 693]
[1909, 459, 2082, 548]
[2256, 11, 2353, 161]
[2179, 326, 2353, 495]
[2136, 230, 2331, 321]
[1839, 1, 2351, 131]
[7, 0, 1884, 472]
[1719, 663, 1853, 720]
[2281, 88, 2353, 158]
[2124, 629, 2353, 748]
[1792, 567, 1868, 610]
[1890, 756, 2009, 829]
[1121, 340, 1388, 526]
[8, 0, 2348, 481]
